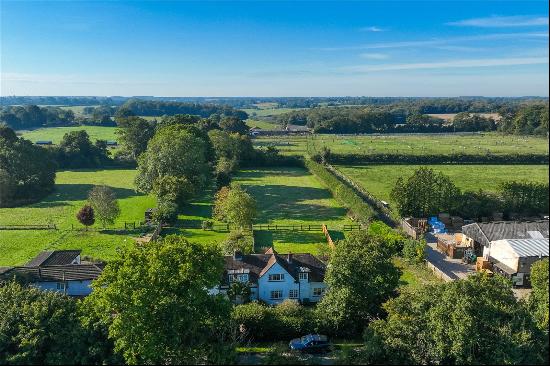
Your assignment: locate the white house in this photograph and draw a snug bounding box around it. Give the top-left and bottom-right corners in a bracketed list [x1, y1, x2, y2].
[214, 249, 327, 305]
[0, 250, 104, 297]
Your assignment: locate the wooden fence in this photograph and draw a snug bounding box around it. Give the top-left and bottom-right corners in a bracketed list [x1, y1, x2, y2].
[0, 224, 57, 230]
[322, 224, 335, 250]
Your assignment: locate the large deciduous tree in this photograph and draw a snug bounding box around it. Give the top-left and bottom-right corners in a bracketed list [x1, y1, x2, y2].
[88, 185, 121, 228]
[213, 183, 256, 229]
[0, 282, 88, 364]
[115, 116, 156, 160]
[82, 236, 234, 364]
[0, 125, 56, 207]
[366, 274, 547, 365]
[135, 124, 210, 207]
[316, 231, 400, 337]
[390, 167, 461, 217]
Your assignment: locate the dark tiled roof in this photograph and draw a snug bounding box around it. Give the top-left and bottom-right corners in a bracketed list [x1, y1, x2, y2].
[0, 264, 103, 282]
[26, 250, 81, 267]
[223, 253, 325, 285]
[462, 220, 549, 247]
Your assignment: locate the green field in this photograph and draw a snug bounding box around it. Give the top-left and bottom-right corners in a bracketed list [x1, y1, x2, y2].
[233, 167, 352, 254]
[241, 107, 305, 118]
[18, 126, 118, 143]
[246, 119, 281, 130]
[0, 169, 155, 266]
[336, 164, 549, 205]
[253, 133, 549, 156]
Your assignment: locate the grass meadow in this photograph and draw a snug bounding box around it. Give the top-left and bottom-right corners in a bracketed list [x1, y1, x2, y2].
[0, 169, 155, 266]
[252, 133, 550, 156]
[233, 167, 352, 254]
[335, 164, 550, 205]
[18, 126, 118, 144]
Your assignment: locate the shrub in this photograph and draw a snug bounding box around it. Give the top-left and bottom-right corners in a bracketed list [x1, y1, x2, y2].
[151, 200, 178, 225]
[402, 239, 426, 264]
[201, 219, 214, 230]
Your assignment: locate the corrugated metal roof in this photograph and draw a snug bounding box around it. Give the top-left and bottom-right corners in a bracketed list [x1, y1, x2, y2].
[494, 238, 549, 258]
[462, 220, 549, 247]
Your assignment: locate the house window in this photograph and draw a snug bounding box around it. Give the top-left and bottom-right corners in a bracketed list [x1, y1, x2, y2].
[270, 290, 283, 299]
[313, 287, 324, 297]
[229, 274, 249, 283]
[289, 289, 299, 298]
[56, 282, 67, 291]
[299, 272, 308, 281]
[268, 274, 284, 282]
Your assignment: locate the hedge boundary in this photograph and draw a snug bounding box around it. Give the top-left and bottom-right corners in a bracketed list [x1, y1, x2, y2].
[327, 153, 549, 165]
[304, 158, 377, 224]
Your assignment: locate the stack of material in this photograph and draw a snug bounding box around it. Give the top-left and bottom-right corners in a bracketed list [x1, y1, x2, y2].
[451, 216, 464, 230]
[438, 213, 452, 226]
[476, 257, 493, 272]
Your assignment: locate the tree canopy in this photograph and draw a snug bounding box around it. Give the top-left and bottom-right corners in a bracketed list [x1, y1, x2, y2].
[82, 236, 233, 364]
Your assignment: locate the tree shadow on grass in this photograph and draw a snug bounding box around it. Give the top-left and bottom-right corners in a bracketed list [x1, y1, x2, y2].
[241, 184, 348, 223]
[43, 184, 142, 203]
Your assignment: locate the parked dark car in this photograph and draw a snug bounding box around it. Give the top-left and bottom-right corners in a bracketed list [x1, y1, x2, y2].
[289, 334, 331, 354]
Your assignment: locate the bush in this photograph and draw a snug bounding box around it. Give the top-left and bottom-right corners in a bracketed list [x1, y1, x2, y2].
[151, 200, 178, 225]
[201, 219, 214, 230]
[402, 239, 426, 264]
[232, 301, 317, 342]
[220, 229, 254, 254]
[327, 153, 549, 165]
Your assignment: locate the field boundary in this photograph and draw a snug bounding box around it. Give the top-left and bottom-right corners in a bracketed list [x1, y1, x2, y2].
[327, 153, 549, 165]
[0, 224, 57, 230]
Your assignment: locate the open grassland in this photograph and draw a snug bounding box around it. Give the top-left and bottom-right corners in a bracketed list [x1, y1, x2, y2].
[241, 107, 306, 118]
[0, 169, 155, 266]
[164, 190, 229, 246]
[245, 119, 282, 130]
[336, 164, 550, 204]
[18, 126, 118, 143]
[233, 167, 352, 254]
[253, 133, 549, 156]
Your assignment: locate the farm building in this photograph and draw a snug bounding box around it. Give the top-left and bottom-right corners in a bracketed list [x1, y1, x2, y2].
[483, 238, 549, 286]
[211, 249, 326, 305]
[0, 250, 104, 297]
[461, 220, 549, 256]
[35, 140, 53, 145]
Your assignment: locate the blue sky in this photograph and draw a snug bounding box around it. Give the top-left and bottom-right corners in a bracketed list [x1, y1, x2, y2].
[1, 0, 548, 96]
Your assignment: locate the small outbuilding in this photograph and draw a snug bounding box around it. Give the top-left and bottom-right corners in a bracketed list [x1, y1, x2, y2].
[484, 238, 549, 286]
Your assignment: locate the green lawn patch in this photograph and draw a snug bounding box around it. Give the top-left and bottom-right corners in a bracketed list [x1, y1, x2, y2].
[18, 126, 118, 144]
[393, 257, 441, 290]
[0, 169, 155, 266]
[233, 167, 351, 254]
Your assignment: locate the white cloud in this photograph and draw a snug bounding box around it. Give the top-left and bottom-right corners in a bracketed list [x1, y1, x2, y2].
[316, 32, 549, 51]
[448, 15, 549, 28]
[341, 57, 549, 73]
[359, 53, 389, 60]
[360, 26, 384, 32]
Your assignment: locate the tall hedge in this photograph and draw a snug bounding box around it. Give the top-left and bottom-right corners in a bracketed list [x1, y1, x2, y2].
[305, 159, 376, 223]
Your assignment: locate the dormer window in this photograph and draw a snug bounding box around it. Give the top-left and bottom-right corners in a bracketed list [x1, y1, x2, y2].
[299, 272, 308, 281]
[229, 274, 249, 283]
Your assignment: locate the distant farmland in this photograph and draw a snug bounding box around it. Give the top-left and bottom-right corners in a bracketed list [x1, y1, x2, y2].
[427, 113, 501, 121]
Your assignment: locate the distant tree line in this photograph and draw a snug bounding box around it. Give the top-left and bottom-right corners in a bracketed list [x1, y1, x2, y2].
[116, 99, 248, 119]
[0, 105, 76, 130]
[277, 101, 548, 135]
[0, 96, 123, 107]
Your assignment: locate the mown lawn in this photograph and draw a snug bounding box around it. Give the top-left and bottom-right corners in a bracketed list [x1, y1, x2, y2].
[0, 169, 155, 266]
[233, 167, 352, 254]
[18, 126, 118, 144]
[336, 164, 549, 205]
